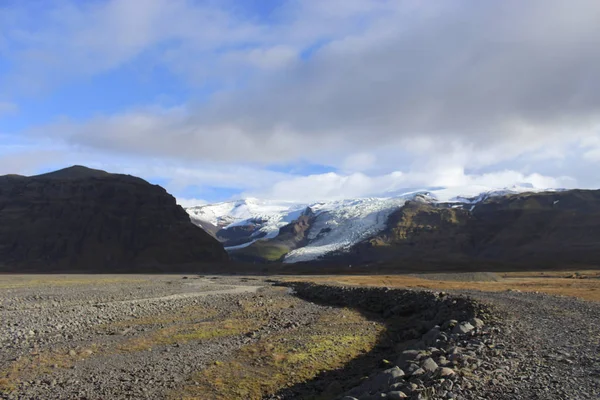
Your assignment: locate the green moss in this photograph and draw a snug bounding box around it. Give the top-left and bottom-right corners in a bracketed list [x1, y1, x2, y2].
[231, 242, 291, 262]
[172, 308, 384, 400]
[117, 318, 264, 353]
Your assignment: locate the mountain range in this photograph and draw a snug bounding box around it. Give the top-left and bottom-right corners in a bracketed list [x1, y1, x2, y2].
[2, 165, 600, 273]
[186, 185, 600, 269]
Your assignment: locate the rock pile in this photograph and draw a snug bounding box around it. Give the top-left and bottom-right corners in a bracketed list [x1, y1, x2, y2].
[286, 283, 501, 400]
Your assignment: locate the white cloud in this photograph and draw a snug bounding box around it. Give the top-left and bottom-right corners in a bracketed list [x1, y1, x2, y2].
[3, 0, 600, 200]
[21, 0, 600, 171]
[176, 198, 207, 208]
[342, 153, 377, 172]
[247, 168, 575, 203]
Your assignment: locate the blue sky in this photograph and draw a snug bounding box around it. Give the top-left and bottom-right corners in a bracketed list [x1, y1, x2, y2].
[1, 0, 600, 205]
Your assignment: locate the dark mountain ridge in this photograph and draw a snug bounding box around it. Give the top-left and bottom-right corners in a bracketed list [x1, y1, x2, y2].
[0, 166, 228, 272]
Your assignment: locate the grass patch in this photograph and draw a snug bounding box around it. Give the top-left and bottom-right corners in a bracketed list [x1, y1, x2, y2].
[102, 304, 219, 329]
[0, 275, 150, 289]
[117, 317, 264, 353]
[0, 302, 261, 393]
[231, 243, 291, 262]
[0, 345, 99, 394]
[171, 308, 384, 400]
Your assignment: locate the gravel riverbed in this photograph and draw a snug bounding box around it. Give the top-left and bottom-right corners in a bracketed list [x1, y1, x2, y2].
[0, 275, 599, 400]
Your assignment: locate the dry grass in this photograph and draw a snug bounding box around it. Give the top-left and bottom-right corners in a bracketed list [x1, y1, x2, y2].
[171, 308, 384, 400]
[0, 345, 99, 392]
[103, 304, 219, 329]
[0, 291, 305, 393]
[283, 270, 600, 302]
[116, 317, 264, 353]
[0, 274, 151, 289]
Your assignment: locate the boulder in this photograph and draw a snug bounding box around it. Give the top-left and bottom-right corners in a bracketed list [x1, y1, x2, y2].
[452, 322, 475, 335]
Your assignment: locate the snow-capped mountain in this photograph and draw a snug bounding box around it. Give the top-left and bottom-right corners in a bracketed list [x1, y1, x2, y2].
[185, 185, 556, 263]
[186, 198, 307, 243]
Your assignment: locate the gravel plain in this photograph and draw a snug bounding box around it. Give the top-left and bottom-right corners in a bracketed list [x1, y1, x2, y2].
[0, 274, 599, 400]
[0, 275, 328, 399]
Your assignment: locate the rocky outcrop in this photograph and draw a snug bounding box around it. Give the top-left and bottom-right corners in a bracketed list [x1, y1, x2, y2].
[0, 166, 228, 272]
[329, 189, 600, 269]
[217, 222, 268, 247]
[229, 207, 315, 262]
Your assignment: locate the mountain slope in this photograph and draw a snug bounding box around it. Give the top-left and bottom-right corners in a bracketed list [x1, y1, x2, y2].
[328, 189, 600, 268]
[0, 166, 228, 272]
[186, 185, 559, 264]
[230, 207, 316, 262]
[187, 198, 307, 248]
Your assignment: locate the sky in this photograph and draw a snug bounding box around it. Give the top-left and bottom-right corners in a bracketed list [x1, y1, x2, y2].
[1, 0, 600, 206]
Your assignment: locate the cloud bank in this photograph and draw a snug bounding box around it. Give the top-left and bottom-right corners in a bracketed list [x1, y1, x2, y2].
[1, 0, 599, 202]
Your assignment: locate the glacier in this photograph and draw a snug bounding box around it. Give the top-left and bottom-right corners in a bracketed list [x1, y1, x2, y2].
[185, 185, 556, 262]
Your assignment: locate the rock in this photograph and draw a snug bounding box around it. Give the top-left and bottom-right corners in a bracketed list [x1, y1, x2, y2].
[452, 322, 475, 334]
[369, 367, 405, 392]
[442, 320, 458, 330]
[386, 391, 408, 399]
[437, 356, 449, 366]
[438, 367, 456, 377]
[469, 317, 485, 329]
[422, 327, 441, 346]
[68, 350, 77, 357]
[421, 358, 439, 373]
[405, 363, 420, 375]
[411, 368, 425, 376]
[396, 350, 420, 367]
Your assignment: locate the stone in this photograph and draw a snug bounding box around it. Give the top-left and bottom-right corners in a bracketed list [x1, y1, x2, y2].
[411, 368, 426, 376]
[438, 367, 456, 377]
[442, 320, 458, 330]
[452, 322, 475, 334]
[438, 356, 450, 366]
[68, 350, 77, 357]
[423, 327, 441, 346]
[421, 357, 438, 373]
[354, 367, 405, 395]
[405, 363, 420, 375]
[386, 391, 408, 399]
[469, 318, 485, 329]
[396, 350, 421, 367]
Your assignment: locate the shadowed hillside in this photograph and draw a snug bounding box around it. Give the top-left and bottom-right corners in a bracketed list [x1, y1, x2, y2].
[0, 166, 228, 272]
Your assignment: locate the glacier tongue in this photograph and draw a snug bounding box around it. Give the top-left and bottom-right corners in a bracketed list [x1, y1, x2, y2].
[185, 184, 557, 263]
[283, 197, 410, 263]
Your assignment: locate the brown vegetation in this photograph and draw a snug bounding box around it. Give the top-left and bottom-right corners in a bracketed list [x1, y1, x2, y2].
[284, 270, 600, 302]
